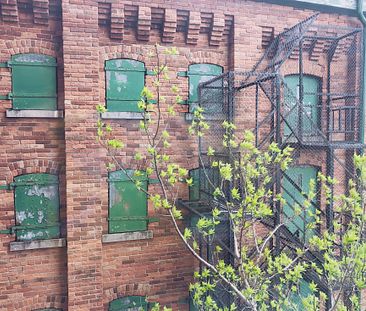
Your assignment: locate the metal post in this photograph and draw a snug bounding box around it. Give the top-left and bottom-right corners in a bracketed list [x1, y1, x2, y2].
[255, 83, 259, 147]
[326, 147, 334, 233]
[274, 75, 282, 254]
[299, 39, 304, 142]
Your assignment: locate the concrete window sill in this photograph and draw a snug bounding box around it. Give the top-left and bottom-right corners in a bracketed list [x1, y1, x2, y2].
[102, 230, 153, 244]
[9, 238, 66, 252]
[6, 109, 64, 119]
[101, 112, 144, 120]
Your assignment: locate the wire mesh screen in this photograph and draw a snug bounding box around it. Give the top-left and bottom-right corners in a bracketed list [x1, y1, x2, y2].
[191, 16, 364, 308]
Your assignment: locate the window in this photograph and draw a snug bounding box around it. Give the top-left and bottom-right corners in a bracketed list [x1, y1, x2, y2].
[108, 170, 149, 233]
[109, 296, 149, 311]
[179, 63, 223, 108]
[13, 173, 60, 241]
[105, 59, 146, 112]
[10, 54, 57, 110]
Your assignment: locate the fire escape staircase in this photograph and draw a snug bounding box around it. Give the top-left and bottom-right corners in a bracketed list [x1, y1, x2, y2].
[178, 13, 364, 309]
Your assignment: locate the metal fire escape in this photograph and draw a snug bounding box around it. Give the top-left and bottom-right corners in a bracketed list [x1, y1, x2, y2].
[178, 13, 365, 310]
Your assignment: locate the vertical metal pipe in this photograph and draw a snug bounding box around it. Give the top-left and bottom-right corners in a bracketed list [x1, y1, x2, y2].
[326, 147, 334, 233]
[299, 39, 304, 142]
[274, 75, 282, 254]
[357, 0, 366, 147]
[326, 44, 332, 142]
[255, 83, 259, 147]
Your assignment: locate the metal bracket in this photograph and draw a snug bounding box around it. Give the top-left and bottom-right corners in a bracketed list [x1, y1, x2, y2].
[0, 183, 13, 190]
[148, 178, 160, 184]
[0, 229, 12, 235]
[146, 70, 156, 76]
[0, 61, 10, 68]
[147, 217, 159, 223]
[177, 71, 188, 77]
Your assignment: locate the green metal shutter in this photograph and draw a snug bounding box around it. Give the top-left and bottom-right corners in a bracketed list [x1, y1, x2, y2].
[14, 173, 60, 241]
[186, 64, 223, 105]
[286, 280, 313, 310]
[11, 54, 57, 110]
[189, 168, 200, 201]
[282, 166, 318, 243]
[108, 170, 148, 233]
[109, 296, 148, 311]
[284, 75, 320, 138]
[105, 59, 145, 112]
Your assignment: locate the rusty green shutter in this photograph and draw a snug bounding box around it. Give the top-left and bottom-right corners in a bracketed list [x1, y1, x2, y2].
[14, 173, 60, 241]
[109, 296, 148, 311]
[105, 59, 145, 112]
[108, 170, 148, 233]
[11, 54, 57, 110]
[187, 64, 223, 105]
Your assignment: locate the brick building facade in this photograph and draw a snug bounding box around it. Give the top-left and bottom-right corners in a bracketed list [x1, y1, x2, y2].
[0, 0, 364, 310]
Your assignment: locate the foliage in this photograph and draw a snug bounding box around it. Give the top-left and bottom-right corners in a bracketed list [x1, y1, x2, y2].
[97, 45, 366, 311]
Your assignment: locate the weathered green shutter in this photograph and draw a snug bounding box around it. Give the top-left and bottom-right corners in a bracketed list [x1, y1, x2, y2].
[11, 54, 57, 110]
[109, 296, 148, 311]
[14, 173, 60, 241]
[189, 168, 200, 201]
[284, 75, 320, 138]
[282, 166, 318, 243]
[108, 170, 148, 233]
[186, 64, 223, 104]
[106, 59, 145, 112]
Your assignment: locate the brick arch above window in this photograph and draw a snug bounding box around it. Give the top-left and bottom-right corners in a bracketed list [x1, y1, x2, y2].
[6, 159, 63, 184]
[0, 39, 58, 61]
[104, 283, 151, 308]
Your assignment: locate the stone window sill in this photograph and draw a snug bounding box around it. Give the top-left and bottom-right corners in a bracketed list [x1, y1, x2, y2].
[9, 238, 66, 252]
[101, 112, 144, 120]
[102, 230, 153, 243]
[6, 109, 64, 118]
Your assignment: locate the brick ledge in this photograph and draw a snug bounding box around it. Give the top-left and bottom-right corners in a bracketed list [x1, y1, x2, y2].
[9, 238, 66, 252]
[102, 230, 153, 243]
[6, 110, 64, 118]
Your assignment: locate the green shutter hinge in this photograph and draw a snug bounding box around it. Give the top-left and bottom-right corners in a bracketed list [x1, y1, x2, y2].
[147, 217, 159, 223]
[0, 183, 15, 190]
[148, 178, 160, 184]
[0, 228, 12, 235]
[0, 93, 12, 100]
[177, 71, 188, 77]
[0, 61, 10, 68]
[179, 99, 189, 105]
[146, 70, 157, 76]
[147, 99, 157, 104]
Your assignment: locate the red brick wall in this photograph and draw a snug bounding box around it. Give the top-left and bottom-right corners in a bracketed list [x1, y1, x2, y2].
[0, 0, 362, 310]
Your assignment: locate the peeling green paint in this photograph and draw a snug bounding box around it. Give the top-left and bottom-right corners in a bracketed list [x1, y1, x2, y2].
[14, 173, 60, 241]
[105, 59, 145, 112]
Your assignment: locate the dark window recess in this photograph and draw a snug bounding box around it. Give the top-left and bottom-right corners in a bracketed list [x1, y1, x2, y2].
[9, 54, 57, 110]
[105, 59, 147, 112]
[13, 173, 60, 241]
[178, 63, 223, 109]
[109, 296, 153, 311]
[108, 170, 153, 233]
